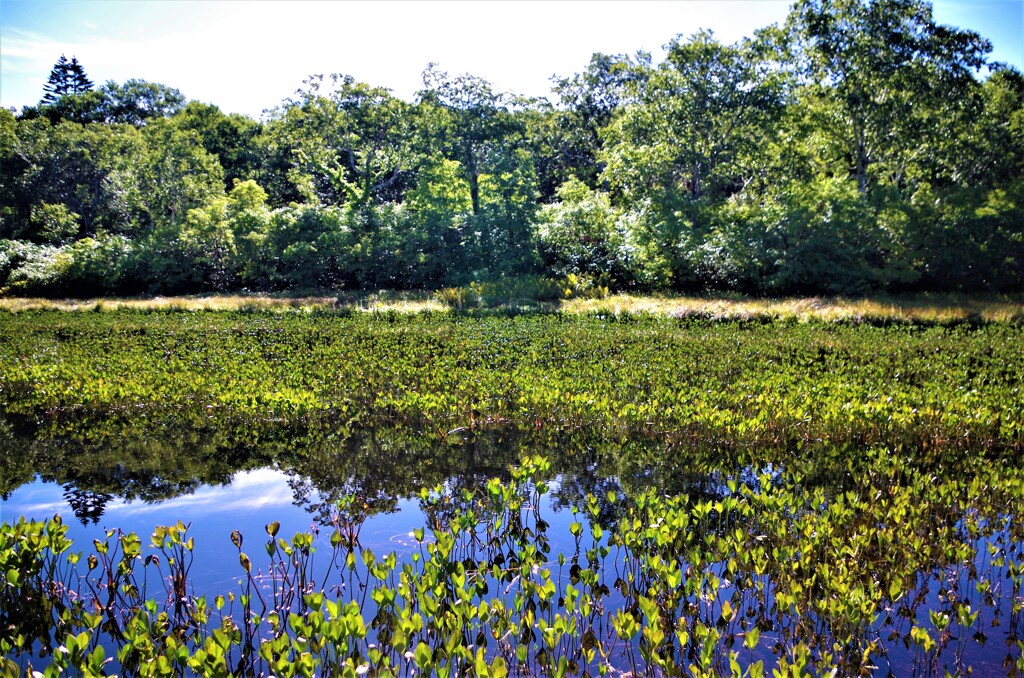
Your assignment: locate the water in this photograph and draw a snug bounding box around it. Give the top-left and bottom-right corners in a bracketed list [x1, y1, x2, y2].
[2, 425, 1022, 675]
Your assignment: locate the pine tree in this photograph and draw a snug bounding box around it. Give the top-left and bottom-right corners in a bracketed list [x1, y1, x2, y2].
[42, 55, 71, 105]
[68, 57, 94, 95]
[41, 54, 94, 105]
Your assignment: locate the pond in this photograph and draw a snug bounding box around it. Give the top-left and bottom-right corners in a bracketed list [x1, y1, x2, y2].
[3, 421, 1022, 676]
[1, 310, 1022, 675]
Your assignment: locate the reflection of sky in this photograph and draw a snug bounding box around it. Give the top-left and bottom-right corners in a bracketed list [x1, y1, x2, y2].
[5, 468, 1018, 673]
[1, 468, 438, 596]
[3, 469, 578, 549]
[8, 468, 296, 520]
[2, 468, 579, 598]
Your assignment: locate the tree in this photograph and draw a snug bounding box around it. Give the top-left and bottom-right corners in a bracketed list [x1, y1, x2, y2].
[128, 119, 225, 230]
[785, 0, 992, 194]
[475, 147, 540, 275]
[269, 75, 414, 208]
[416, 66, 543, 276]
[23, 90, 106, 125]
[417, 65, 522, 216]
[600, 31, 786, 287]
[535, 177, 636, 286]
[401, 155, 474, 286]
[97, 79, 186, 125]
[30, 77, 183, 126]
[604, 31, 784, 207]
[546, 52, 649, 192]
[960, 68, 1024, 189]
[171, 102, 261, 190]
[5, 117, 141, 241]
[0, 109, 27, 237]
[41, 55, 94, 105]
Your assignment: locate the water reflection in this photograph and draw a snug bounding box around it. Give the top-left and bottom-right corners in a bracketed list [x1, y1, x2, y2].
[3, 414, 1019, 529]
[2, 418, 1022, 675]
[61, 485, 114, 525]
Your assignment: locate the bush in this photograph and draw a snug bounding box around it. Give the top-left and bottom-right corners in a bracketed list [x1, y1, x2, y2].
[433, 274, 608, 310]
[535, 179, 639, 288]
[0, 239, 60, 295]
[52, 233, 134, 295]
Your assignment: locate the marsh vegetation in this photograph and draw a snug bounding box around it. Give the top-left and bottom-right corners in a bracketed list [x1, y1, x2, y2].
[1, 307, 1022, 675]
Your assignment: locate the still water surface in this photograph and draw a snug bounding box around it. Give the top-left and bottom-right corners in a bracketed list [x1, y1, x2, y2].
[2, 425, 1022, 676]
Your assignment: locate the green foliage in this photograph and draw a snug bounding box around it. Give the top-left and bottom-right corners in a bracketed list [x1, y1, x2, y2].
[597, 30, 787, 291]
[0, 239, 61, 294]
[474, 147, 540, 276]
[0, 311, 1020, 451]
[1, 0, 1022, 296]
[546, 52, 647, 193]
[766, 176, 885, 294]
[51, 233, 135, 295]
[912, 181, 1024, 291]
[41, 54, 94, 106]
[535, 178, 636, 287]
[785, 0, 991, 195]
[5, 119, 141, 240]
[2, 449, 1021, 675]
[130, 120, 225, 230]
[264, 204, 351, 291]
[171, 101, 261, 189]
[271, 74, 414, 208]
[97, 79, 187, 126]
[0, 311, 1022, 673]
[401, 156, 473, 287]
[31, 201, 80, 245]
[127, 179, 275, 294]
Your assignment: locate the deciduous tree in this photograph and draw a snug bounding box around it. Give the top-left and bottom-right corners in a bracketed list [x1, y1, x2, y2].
[785, 0, 992, 194]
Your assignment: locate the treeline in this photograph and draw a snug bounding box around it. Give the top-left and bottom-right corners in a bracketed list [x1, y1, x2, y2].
[2, 0, 1022, 297]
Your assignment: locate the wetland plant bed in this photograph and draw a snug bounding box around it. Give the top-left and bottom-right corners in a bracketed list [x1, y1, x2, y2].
[1, 308, 1022, 675]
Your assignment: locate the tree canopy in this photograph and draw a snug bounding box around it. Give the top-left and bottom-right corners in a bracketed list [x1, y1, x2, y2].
[2, 6, 1021, 297]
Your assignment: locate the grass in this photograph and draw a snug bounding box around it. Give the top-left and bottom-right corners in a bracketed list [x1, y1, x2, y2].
[563, 291, 1024, 323]
[1, 290, 1022, 323]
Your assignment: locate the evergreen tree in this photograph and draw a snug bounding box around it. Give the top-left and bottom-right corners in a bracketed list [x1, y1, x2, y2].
[41, 55, 71, 105]
[41, 54, 94, 105]
[68, 57, 94, 95]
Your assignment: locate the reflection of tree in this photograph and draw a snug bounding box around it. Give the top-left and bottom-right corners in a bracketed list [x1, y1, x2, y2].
[6, 415, 1000, 540]
[62, 484, 113, 525]
[284, 427, 523, 525]
[0, 417, 38, 499]
[549, 437, 757, 527]
[7, 424, 264, 508]
[2, 418, 781, 530]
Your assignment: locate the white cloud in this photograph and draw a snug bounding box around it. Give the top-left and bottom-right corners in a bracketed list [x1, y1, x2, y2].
[2, 0, 792, 117]
[1, 28, 66, 73]
[13, 499, 68, 515]
[106, 468, 296, 517]
[3, 0, 1020, 118]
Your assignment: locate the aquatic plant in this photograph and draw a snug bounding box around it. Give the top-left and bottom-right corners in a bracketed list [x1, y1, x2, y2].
[2, 452, 1022, 676]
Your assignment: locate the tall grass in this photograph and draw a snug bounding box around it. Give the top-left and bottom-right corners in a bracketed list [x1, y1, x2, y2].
[2, 291, 1022, 323]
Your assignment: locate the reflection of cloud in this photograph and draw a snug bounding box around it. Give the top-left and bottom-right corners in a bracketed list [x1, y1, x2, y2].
[11, 500, 67, 515]
[106, 469, 295, 517]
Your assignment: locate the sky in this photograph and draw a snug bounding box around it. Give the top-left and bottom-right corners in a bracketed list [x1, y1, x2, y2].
[1, 0, 1022, 119]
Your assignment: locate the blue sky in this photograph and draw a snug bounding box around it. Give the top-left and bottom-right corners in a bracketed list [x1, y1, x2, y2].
[1, 0, 1021, 119]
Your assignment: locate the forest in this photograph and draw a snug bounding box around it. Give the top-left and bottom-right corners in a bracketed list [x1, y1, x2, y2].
[1, 0, 1022, 298]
